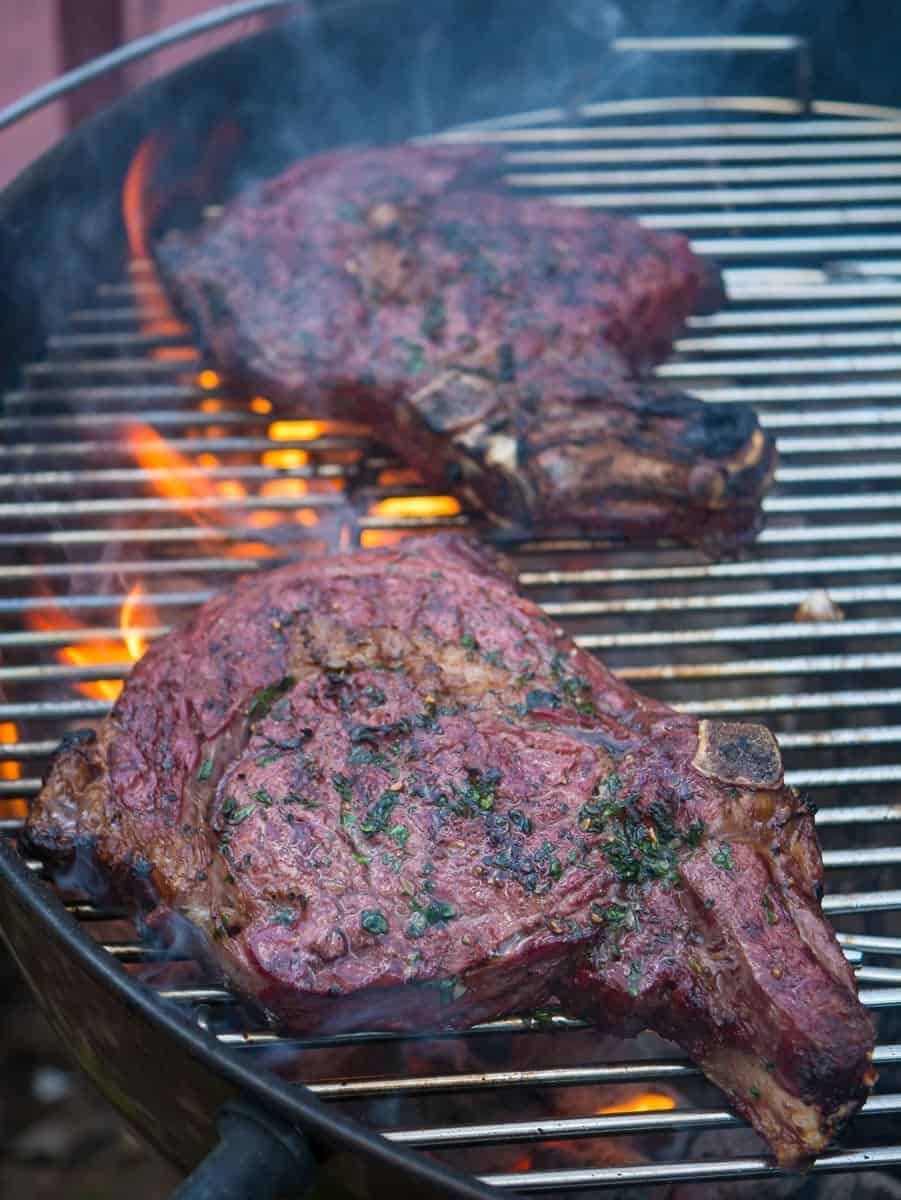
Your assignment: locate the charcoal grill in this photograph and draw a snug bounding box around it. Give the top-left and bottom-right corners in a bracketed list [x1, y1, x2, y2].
[2, 4, 901, 1196]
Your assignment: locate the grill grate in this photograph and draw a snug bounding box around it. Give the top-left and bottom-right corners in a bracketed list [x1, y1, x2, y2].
[4, 95, 901, 1192]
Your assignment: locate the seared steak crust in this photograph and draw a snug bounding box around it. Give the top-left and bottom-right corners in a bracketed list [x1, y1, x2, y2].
[155, 145, 775, 555]
[26, 536, 873, 1167]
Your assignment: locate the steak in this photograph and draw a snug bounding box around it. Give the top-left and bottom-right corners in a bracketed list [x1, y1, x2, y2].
[155, 144, 775, 556]
[26, 535, 875, 1168]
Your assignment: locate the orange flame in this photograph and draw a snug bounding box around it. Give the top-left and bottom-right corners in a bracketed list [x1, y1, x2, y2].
[26, 587, 156, 703]
[595, 1092, 676, 1116]
[0, 722, 21, 782]
[120, 585, 149, 661]
[362, 493, 462, 548]
[124, 422, 247, 524]
[509, 1091, 677, 1174]
[122, 134, 195, 362]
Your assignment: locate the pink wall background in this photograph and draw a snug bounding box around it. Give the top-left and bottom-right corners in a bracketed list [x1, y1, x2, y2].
[0, 1, 284, 189]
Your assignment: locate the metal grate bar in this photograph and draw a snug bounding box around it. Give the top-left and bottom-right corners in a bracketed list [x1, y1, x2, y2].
[480, 1144, 901, 1192]
[506, 140, 901, 164]
[304, 1043, 901, 1101]
[578, 622, 901, 651]
[388, 1091, 901, 1150]
[521, 552, 901, 586]
[442, 118, 901, 142]
[507, 162, 901, 187]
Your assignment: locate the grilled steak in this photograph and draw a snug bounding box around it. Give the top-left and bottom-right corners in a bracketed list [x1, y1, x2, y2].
[155, 145, 775, 556]
[26, 535, 874, 1168]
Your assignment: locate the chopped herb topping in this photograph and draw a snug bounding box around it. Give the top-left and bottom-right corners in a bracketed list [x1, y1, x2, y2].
[406, 898, 456, 937]
[525, 688, 560, 712]
[332, 773, 354, 804]
[628, 960, 644, 998]
[578, 774, 623, 833]
[363, 685, 386, 707]
[361, 909, 389, 935]
[251, 788, 273, 807]
[361, 791, 400, 838]
[750, 1085, 761, 1100]
[271, 910, 295, 927]
[460, 631, 478, 652]
[590, 902, 630, 927]
[420, 296, 446, 343]
[424, 900, 456, 925]
[262, 732, 311, 752]
[684, 820, 706, 848]
[712, 843, 735, 873]
[405, 911, 428, 938]
[497, 342, 516, 382]
[282, 794, 320, 809]
[225, 803, 256, 826]
[461, 767, 501, 813]
[390, 823, 410, 848]
[350, 719, 412, 744]
[198, 757, 214, 781]
[349, 745, 387, 767]
[762, 891, 779, 926]
[352, 851, 372, 866]
[509, 810, 533, 835]
[248, 676, 295, 720]
[603, 812, 680, 888]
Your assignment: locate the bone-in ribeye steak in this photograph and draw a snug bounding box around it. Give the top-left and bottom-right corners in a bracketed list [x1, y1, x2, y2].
[26, 536, 874, 1167]
[155, 144, 775, 556]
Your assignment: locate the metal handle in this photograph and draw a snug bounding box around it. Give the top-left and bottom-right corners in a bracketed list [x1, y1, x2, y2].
[0, 0, 293, 133]
[172, 1101, 319, 1200]
[612, 34, 813, 113]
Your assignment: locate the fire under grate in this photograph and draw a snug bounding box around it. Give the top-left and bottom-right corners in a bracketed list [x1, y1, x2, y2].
[4, 93, 901, 1193]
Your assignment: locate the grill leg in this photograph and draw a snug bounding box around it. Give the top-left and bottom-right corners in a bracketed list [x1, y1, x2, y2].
[171, 1101, 318, 1200]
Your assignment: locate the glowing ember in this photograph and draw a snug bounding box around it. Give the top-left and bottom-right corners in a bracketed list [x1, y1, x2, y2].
[198, 369, 222, 390]
[250, 396, 273, 414]
[263, 448, 310, 470]
[360, 530, 411, 548]
[596, 1092, 676, 1116]
[0, 722, 21, 782]
[377, 466, 424, 487]
[269, 419, 332, 442]
[370, 495, 461, 519]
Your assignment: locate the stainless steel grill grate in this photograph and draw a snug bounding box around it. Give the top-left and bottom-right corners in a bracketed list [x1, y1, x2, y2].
[4, 94, 901, 1193]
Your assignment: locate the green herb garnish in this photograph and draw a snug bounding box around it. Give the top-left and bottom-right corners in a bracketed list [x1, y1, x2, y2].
[361, 909, 389, 935]
[712, 843, 735, 873]
[361, 791, 400, 837]
[226, 804, 256, 826]
[248, 676, 295, 720]
[332, 773, 354, 804]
